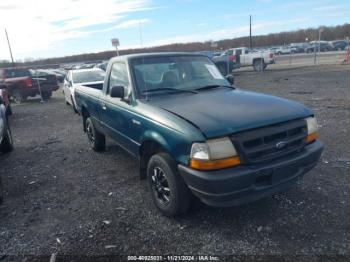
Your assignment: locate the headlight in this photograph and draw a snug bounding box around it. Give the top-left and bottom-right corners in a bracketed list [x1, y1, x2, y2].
[190, 137, 241, 170]
[305, 117, 318, 143]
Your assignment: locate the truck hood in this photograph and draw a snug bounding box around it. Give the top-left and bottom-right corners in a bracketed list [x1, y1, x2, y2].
[147, 89, 312, 138]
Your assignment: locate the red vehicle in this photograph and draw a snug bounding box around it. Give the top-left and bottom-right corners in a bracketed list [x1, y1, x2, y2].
[0, 68, 59, 103]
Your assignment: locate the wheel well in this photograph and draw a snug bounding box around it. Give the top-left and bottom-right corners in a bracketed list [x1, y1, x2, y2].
[139, 140, 167, 179]
[253, 58, 264, 64]
[81, 107, 90, 132]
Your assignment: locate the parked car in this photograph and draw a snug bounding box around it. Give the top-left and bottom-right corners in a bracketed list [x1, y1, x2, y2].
[94, 62, 108, 71]
[214, 47, 275, 72]
[0, 84, 13, 154]
[305, 42, 333, 53]
[330, 40, 348, 51]
[0, 82, 12, 117]
[288, 43, 307, 53]
[0, 68, 59, 103]
[74, 52, 324, 216]
[63, 68, 105, 112]
[271, 46, 298, 55]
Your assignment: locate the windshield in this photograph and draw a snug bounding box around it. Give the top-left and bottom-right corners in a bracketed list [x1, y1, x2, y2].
[130, 55, 229, 98]
[72, 70, 105, 84]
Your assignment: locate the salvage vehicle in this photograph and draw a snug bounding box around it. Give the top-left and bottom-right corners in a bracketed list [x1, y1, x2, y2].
[305, 42, 333, 53]
[0, 68, 59, 103]
[63, 68, 105, 112]
[74, 53, 324, 216]
[214, 47, 275, 72]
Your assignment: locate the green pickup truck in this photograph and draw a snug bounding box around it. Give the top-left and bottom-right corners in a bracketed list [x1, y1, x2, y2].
[74, 53, 324, 216]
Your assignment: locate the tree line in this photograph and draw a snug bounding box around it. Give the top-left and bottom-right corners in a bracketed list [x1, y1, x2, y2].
[1, 23, 350, 68]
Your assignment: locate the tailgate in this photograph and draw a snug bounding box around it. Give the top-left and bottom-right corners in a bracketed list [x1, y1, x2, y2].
[32, 75, 58, 90]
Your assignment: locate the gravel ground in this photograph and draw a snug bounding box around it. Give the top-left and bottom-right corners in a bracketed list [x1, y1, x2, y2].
[0, 64, 350, 261]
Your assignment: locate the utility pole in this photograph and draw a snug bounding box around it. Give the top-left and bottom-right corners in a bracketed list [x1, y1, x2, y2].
[249, 15, 252, 49]
[5, 29, 15, 67]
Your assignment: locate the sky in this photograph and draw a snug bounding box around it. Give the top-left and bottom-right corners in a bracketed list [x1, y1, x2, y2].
[0, 0, 349, 61]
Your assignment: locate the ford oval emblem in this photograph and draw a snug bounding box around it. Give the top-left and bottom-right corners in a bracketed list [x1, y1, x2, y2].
[276, 141, 287, 149]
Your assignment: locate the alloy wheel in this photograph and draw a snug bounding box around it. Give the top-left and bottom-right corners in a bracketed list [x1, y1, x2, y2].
[151, 167, 171, 205]
[86, 122, 95, 145]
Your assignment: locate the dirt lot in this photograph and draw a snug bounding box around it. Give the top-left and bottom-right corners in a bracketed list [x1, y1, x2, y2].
[0, 64, 350, 261]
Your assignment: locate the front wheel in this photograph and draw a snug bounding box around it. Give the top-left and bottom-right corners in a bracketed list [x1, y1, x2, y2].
[85, 117, 105, 151]
[0, 124, 14, 153]
[147, 153, 192, 217]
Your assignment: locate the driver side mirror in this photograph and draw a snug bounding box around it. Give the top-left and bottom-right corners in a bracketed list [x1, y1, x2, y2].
[226, 74, 235, 85]
[110, 85, 125, 99]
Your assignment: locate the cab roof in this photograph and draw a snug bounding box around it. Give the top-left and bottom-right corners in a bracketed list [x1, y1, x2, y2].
[109, 52, 206, 63]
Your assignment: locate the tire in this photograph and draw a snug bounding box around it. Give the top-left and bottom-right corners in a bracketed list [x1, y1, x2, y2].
[12, 89, 25, 104]
[85, 117, 105, 151]
[253, 59, 265, 72]
[0, 124, 14, 153]
[147, 153, 192, 217]
[41, 91, 52, 101]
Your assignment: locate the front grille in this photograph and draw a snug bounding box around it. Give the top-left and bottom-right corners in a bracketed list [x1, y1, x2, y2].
[231, 119, 307, 164]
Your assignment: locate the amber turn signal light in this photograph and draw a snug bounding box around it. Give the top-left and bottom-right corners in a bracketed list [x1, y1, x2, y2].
[190, 156, 241, 171]
[306, 131, 318, 144]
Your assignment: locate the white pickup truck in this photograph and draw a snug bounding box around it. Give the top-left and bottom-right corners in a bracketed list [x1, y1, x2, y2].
[223, 47, 275, 71]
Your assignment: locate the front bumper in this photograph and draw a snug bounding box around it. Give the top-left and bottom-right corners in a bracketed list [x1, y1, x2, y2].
[178, 140, 324, 207]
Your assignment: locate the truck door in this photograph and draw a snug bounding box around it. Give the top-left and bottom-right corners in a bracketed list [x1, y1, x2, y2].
[99, 62, 139, 155]
[235, 49, 243, 65]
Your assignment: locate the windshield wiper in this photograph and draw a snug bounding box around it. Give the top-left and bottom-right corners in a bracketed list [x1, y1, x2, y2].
[142, 87, 197, 94]
[195, 85, 234, 91]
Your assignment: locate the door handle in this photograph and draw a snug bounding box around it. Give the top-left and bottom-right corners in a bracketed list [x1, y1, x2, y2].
[102, 103, 107, 110]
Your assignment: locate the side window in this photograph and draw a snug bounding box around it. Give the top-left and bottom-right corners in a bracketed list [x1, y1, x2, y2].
[236, 49, 242, 55]
[108, 63, 130, 95]
[245, 49, 249, 54]
[227, 50, 234, 56]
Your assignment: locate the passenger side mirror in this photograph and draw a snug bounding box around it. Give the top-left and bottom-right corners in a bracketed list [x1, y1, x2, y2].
[110, 85, 125, 98]
[226, 74, 235, 85]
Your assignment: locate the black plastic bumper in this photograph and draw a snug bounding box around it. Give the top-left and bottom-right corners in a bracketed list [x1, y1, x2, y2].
[178, 140, 324, 207]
